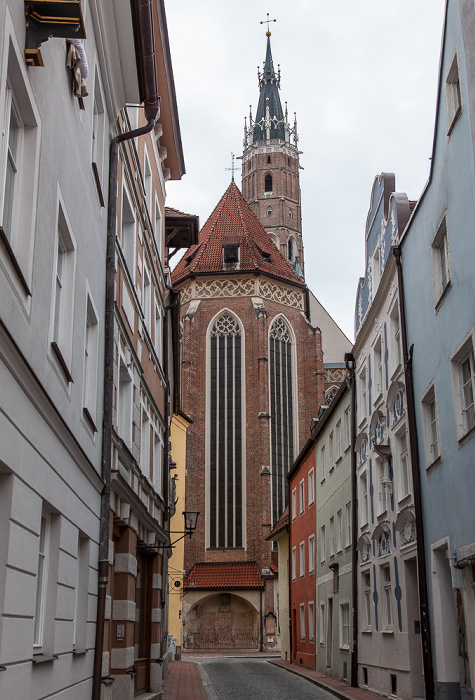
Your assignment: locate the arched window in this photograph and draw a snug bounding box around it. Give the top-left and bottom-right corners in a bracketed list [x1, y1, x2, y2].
[269, 317, 295, 525]
[288, 237, 293, 262]
[208, 314, 243, 548]
[267, 155, 271, 164]
[265, 174, 273, 192]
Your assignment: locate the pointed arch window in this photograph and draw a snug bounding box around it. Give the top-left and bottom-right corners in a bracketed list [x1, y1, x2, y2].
[265, 174, 273, 192]
[208, 314, 243, 549]
[269, 317, 295, 525]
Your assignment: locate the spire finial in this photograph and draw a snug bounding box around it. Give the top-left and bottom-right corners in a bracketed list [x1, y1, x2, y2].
[225, 152, 240, 184]
[260, 13, 276, 37]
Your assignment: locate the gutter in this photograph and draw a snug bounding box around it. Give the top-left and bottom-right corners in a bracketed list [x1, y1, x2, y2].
[92, 3, 159, 697]
[393, 246, 435, 700]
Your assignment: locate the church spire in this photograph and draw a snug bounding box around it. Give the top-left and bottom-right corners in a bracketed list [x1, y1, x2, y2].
[253, 37, 285, 142]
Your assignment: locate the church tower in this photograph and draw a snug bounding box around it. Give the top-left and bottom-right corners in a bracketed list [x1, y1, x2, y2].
[241, 31, 304, 278]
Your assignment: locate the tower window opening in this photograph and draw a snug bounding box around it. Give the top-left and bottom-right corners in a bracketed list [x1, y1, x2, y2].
[267, 155, 271, 164]
[267, 208, 272, 217]
[288, 238, 294, 262]
[289, 210, 293, 218]
[265, 174, 273, 192]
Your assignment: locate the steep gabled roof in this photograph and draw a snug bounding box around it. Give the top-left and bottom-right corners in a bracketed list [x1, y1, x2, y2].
[171, 182, 305, 287]
[183, 561, 265, 590]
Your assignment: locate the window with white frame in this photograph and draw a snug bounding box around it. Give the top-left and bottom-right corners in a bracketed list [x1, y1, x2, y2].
[121, 187, 136, 279]
[144, 147, 153, 211]
[363, 571, 372, 629]
[431, 214, 452, 309]
[445, 50, 462, 134]
[300, 603, 306, 640]
[154, 301, 162, 362]
[374, 335, 383, 397]
[118, 354, 133, 448]
[292, 546, 297, 580]
[155, 197, 163, 255]
[299, 479, 305, 514]
[140, 404, 151, 477]
[143, 264, 151, 332]
[73, 534, 89, 652]
[319, 602, 326, 644]
[421, 383, 441, 467]
[308, 534, 315, 573]
[396, 425, 411, 500]
[320, 524, 326, 562]
[329, 432, 334, 470]
[372, 244, 381, 294]
[308, 602, 315, 642]
[320, 445, 326, 481]
[0, 38, 40, 288]
[383, 565, 393, 629]
[308, 468, 315, 506]
[336, 420, 342, 461]
[377, 457, 389, 515]
[360, 471, 369, 527]
[345, 501, 352, 547]
[344, 407, 351, 450]
[358, 366, 367, 425]
[34, 512, 50, 649]
[83, 293, 99, 428]
[299, 541, 305, 577]
[92, 70, 105, 203]
[153, 427, 164, 495]
[336, 509, 343, 552]
[389, 302, 402, 378]
[292, 488, 297, 521]
[51, 203, 76, 379]
[451, 333, 475, 442]
[340, 602, 350, 649]
[329, 515, 335, 557]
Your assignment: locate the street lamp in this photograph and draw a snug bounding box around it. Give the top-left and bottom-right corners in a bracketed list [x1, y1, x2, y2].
[137, 511, 199, 550]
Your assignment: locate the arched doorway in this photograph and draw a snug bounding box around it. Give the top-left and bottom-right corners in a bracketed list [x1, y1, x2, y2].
[184, 593, 259, 651]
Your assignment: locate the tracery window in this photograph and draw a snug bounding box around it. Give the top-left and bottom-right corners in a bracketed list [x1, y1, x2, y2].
[269, 317, 295, 525]
[208, 314, 243, 548]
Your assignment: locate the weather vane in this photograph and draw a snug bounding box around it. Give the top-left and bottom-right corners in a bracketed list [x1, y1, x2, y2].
[225, 153, 240, 184]
[260, 13, 276, 37]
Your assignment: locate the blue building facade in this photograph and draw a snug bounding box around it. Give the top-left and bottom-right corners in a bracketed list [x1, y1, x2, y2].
[400, 1, 475, 698]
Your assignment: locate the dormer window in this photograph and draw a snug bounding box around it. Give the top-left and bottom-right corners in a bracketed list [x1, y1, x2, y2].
[265, 174, 273, 192]
[223, 244, 239, 265]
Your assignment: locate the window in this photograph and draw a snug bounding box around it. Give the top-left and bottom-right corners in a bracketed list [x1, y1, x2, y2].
[329, 516, 335, 557]
[74, 535, 90, 652]
[397, 426, 411, 499]
[299, 541, 305, 577]
[300, 603, 306, 640]
[154, 301, 162, 362]
[446, 50, 462, 134]
[336, 420, 342, 461]
[340, 602, 350, 649]
[319, 603, 326, 644]
[2, 94, 20, 241]
[34, 513, 50, 648]
[264, 174, 273, 192]
[83, 293, 99, 428]
[383, 565, 393, 628]
[292, 488, 297, 521]
[118, 353, 133, 448]
[266, 208, 272, 217]
[308, 534, 315, 573]
[320, 525, 326, 562]
[345, 502, 352, 547]
[344, 407, 351, 449]
[431, 214, 452, 308]
[451, 333, 475, 442]
[51, 203, 76, 379]
[121, 187, 136, 279]
[292, 547, 297, 580]
[378, 458, 389, 514]
[336, 509, 343, 552]
[320, 445, 326, 481]
[374, 336, 383, 397]
[153, 428, 163, 495]
[287, 237, 293, 262]
[299, 479, 305, 514]
[141, 405, 150, 476]
[208, 314, 244, 548]
[143, 264, 151, 331]
[143, 147, 153, 210]
[92, 70, 105, 204]
[360, 471, 369, 527]
[372, 244, 381, 295]
[154, 198, 162, 254]
[358, 366, 367, 424]
[363, 571, 372, 629]
[329, 432, 334, 470]
[389, 303, 402, 377]
[308, 602, 315, 642]
[269, 317, 295, 525]
[421, 383, 441, 467]
[308, 469, 315, 506]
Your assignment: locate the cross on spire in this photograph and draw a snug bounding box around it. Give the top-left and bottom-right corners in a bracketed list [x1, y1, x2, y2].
[260, 13, 276, 37]
[225, 153, 240, 184]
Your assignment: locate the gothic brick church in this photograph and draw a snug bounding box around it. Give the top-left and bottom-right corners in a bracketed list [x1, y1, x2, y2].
[171, 32, 350, 652]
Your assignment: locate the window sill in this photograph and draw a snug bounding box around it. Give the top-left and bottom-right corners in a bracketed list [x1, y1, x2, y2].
[51, 342, 74, 383]
[336, 456, 343, 466]
[339, 646, 350, 653]
[83, 407, 98, 433]
[434, 280, 452, 314]
[381, 629, 394, 635]
[73, 648, 87, 655]
[0, 226, 32, 297]
[426, 455, 443, 473]
[32, 654, 58, 664]
[361, 629, 372, 634]
[457, 424, 475, 448]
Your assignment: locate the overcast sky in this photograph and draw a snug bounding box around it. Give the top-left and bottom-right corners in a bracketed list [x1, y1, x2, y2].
[164, 1, 446, 341]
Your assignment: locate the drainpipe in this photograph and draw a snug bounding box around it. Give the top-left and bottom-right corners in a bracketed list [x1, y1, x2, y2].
[345, 353, 358, 687]
[393, 246, 435, 700]
[288, 478, 293, 664]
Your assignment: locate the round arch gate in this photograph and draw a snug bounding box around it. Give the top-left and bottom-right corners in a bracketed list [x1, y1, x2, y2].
[184, 593, 259, 651]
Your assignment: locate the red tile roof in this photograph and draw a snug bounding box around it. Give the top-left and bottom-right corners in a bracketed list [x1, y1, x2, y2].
[270, 551, 279, 574]
[171, 182, 305, 288]
[183, 561, 265, 590]
[266, 506, 289, 541]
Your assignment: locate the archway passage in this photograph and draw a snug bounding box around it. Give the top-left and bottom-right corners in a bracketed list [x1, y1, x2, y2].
[184, 593, 259, 651]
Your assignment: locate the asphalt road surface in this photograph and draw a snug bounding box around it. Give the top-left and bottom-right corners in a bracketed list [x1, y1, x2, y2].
[196, 658, 335, 700]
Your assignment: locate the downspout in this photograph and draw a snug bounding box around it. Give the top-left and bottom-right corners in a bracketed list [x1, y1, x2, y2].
[92, 3, 159, 695]
[345, 353, 358, 688]
[288, 478, 293, 664]
[393, 246, 435, 700]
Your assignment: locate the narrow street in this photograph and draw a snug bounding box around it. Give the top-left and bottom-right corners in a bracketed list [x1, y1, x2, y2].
[195, 658, 335, 700]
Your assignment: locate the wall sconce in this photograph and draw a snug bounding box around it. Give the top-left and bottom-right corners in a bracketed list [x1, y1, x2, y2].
[138, 511, 200, 551]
